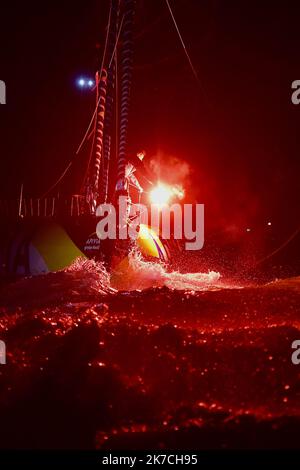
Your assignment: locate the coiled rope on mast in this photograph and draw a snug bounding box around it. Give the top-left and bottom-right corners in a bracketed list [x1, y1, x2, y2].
[101, 0, 120, 203]
[91, 68, 108, 212]
[116, 0, 136, 187]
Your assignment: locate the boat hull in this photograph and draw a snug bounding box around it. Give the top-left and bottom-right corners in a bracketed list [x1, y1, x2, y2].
[0, 218, 169, 277]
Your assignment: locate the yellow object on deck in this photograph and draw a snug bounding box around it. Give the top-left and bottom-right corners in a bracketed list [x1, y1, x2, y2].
[33, 222, 85, 271]
[137, 224, 168, 261]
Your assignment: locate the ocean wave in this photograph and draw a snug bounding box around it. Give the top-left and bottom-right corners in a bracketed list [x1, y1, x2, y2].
[111, 251, 221, 291]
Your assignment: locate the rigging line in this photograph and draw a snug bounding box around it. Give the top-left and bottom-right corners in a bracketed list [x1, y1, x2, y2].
[39, 2, 120, 199]
[109, 14, 124, 69]
[254, 226, 300, 267]
[41, 16, 111, 199]
[115, 48, 119, 180]
[75, 1, 113, 156]
[75, 11, 124, 157]
[75, 100, 97, 156]
[40, 161, 73, 199]
[164, 0, 199, 83]
[80, 74, 100, 193]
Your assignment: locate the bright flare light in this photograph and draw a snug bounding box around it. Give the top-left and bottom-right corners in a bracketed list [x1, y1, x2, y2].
[150, 184, 173, 207]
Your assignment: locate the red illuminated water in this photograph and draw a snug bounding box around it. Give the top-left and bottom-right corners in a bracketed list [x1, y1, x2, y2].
[0, 257, 300, 449]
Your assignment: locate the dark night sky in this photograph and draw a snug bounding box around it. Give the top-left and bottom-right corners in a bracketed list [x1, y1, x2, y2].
[0, 0, 300, 234]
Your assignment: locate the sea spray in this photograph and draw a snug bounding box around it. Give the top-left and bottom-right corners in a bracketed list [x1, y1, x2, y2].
[111, 250, 220, 291]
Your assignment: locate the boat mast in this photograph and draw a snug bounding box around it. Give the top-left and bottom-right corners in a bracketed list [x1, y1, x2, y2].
[101, 0, 120, 203]
[116, 0, 136, 188]
[84, 0, 136, 214]
[91, 68, 108, 212]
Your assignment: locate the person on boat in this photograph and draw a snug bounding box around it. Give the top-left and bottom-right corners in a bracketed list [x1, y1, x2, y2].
[128, 150, 155, 190]
[115, 150, 155, 197]
[111, 150, 154, 266]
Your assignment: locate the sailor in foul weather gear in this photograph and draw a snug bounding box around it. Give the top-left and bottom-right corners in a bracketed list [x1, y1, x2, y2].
[115, 161, 144, 194]
[115, 150, 155, 196]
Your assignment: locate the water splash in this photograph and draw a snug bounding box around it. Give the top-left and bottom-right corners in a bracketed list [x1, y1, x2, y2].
[111, 251, 221, 291]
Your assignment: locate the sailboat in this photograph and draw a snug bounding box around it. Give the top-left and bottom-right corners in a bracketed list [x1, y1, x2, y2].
[0, 0, 172, 279]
